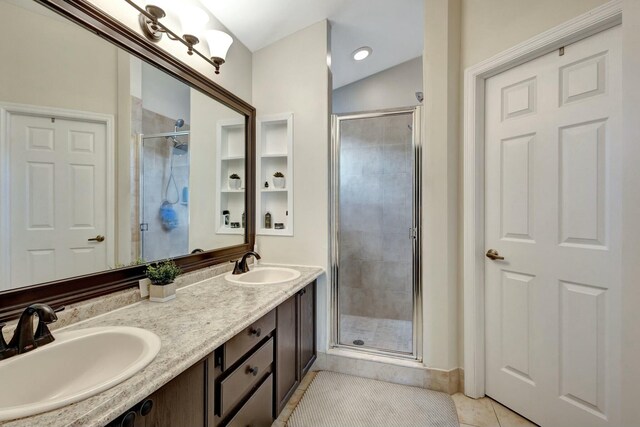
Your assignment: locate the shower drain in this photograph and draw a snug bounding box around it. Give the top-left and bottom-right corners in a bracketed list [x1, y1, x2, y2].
[353, 339, 365, 346]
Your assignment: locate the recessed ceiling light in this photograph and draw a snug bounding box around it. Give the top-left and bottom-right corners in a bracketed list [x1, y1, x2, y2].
[352, 46, 372, 61]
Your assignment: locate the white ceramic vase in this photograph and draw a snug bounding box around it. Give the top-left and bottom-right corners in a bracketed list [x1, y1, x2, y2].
[149, 282, 176, 302]
[229, 178, 241, 190]
[273, 177, 285, 189]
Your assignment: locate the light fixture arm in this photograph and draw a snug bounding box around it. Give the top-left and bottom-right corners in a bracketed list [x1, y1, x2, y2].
[138, 5, 167, 42]
[127, 0, 228, 74]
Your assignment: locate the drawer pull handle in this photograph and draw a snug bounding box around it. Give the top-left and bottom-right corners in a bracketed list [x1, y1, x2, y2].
[249, 327, 262, 337]
[246, 365, 259, 376]
[139, 399, 153, 417]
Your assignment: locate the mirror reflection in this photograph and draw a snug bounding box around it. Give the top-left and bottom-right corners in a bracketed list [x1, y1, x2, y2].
[0, 0, 247, 291]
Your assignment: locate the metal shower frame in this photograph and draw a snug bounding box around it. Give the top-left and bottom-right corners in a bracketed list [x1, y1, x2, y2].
[329, 106, 423, 361]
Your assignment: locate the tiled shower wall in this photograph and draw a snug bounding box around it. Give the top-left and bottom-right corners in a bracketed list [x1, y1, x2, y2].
[338, 113, 414, 321]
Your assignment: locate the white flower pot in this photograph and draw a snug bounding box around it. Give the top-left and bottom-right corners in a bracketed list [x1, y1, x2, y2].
[149, 282, 176, 302]
[273, 177, 285, 189]
[229, 178, 241, 190]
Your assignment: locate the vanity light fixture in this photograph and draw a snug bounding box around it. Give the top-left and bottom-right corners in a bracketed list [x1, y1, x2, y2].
[177, 6, 210, 55]
[204, 30, 234, 74]
[132, 1, 232, 74]
[352, 46, 372, 61]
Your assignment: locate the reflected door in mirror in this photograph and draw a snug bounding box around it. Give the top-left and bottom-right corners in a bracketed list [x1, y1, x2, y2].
[8, 113, 110, 289]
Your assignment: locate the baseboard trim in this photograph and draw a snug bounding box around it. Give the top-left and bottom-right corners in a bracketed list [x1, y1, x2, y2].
[313, 351, 463, 394]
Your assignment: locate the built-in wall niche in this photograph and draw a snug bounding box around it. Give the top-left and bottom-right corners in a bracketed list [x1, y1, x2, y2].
[216, 119, 246, 235]
[257, 113, 293, 236]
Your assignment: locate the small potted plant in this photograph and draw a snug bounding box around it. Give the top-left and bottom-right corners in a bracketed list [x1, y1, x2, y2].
[229, 173, 241, 190]
[146, 260, 181, 302]
[273, 171, 285, 189]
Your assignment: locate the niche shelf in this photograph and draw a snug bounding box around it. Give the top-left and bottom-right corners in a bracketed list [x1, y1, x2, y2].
[256, 113, 293, 236]
[216, 118, 246, 235]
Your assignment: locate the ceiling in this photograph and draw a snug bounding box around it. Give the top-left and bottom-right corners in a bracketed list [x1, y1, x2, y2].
[199, 0, 423, 89]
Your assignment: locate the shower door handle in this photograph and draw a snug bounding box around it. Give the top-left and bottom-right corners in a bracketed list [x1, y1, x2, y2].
[88, 235, 105, 243]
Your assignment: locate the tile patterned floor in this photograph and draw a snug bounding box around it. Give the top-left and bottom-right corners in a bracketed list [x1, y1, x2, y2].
[272, 371, 318, 427]
[339, 314, 412, 353]
[452, 393, 538, 427]
[273, 372, 539, 427]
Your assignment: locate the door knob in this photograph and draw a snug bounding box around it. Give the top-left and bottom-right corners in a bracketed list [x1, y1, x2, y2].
[486, 249, 504, 260]
[88, 235, 105, 242]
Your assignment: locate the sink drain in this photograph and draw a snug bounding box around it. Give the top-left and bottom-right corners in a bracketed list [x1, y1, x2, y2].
[353, 339, 364, 346]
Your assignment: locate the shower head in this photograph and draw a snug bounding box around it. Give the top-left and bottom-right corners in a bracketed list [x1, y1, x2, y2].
[169, 118, 187, 154]
[173, 142, 188, 155]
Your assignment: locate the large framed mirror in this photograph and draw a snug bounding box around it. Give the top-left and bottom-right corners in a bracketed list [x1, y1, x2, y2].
[0, 0, 255, 321]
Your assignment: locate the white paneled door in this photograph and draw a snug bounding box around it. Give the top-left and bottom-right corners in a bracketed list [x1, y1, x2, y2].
[484, 26, 621, 426]
[9, 113, 109, 288]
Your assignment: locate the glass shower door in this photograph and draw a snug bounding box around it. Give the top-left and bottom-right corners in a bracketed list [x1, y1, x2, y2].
[332, 108, 420, 357]
[140, 133, 190, 262]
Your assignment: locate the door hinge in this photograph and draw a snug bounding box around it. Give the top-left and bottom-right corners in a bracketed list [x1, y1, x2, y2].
[410, 227, 418, 239]
[139, 223, 148, 232]
[559, 46, 565, 56]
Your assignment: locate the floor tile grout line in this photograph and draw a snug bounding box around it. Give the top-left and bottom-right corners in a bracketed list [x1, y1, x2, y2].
[489, 398, 502, 427]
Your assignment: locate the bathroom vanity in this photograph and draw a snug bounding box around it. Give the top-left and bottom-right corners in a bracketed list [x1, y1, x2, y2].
[107, 281, 316, 427]
[0, 265, 322, 427]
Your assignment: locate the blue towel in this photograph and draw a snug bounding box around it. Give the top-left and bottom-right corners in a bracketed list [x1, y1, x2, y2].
[160, 201, 178, 230]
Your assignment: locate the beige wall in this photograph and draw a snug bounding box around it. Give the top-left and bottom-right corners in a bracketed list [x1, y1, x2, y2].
[0, 1, 118, 114]
[422, 0, 461, 371]
[332, 57, 423, 114]
[461, 0, 610, 69]
[252, 20, 330, 350]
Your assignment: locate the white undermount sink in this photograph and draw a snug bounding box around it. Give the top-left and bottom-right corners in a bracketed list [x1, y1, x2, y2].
[225, 267, 301, 285]
[0, 326, 161, 421]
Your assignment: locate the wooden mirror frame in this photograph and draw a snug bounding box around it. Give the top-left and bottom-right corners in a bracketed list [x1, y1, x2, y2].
[0, 0, 256, 322]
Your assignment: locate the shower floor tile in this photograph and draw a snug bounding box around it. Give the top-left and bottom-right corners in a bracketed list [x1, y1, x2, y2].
[339, 314, 413, 354]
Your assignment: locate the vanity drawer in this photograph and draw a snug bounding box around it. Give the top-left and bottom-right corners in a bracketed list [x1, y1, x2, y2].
[226, 374, 273, 427]
[219, 337, 274, 417]
[223, 310, 275, 370]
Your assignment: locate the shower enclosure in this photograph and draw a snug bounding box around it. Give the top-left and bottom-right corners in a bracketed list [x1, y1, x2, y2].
[331, 107, 421, 359]
[139, 128, 190, 262]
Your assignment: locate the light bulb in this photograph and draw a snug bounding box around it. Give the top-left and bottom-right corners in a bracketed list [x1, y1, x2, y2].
[204, 30, 233, 61]
[178, 5, 209, 37]
[352, 47, 372, 61]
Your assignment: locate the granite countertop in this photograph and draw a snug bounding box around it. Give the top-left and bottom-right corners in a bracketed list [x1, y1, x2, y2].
[1, 264, 324, 427]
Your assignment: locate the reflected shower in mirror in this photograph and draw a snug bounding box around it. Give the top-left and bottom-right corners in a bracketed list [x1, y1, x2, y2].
[0, 0, 246, 291]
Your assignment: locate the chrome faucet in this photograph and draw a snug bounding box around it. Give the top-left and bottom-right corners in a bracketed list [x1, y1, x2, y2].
[232, 251, 261, 275]
[0, 303, 58, 360]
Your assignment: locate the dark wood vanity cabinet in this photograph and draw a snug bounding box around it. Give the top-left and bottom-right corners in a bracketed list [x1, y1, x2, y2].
[275, 280, 317, 416]
[299, 281, 317, 376]
[141, 356, 211, 427]
[275, 294, 299, 413]
[108, 356, 211, 427]
[109, 280, 316, 427]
